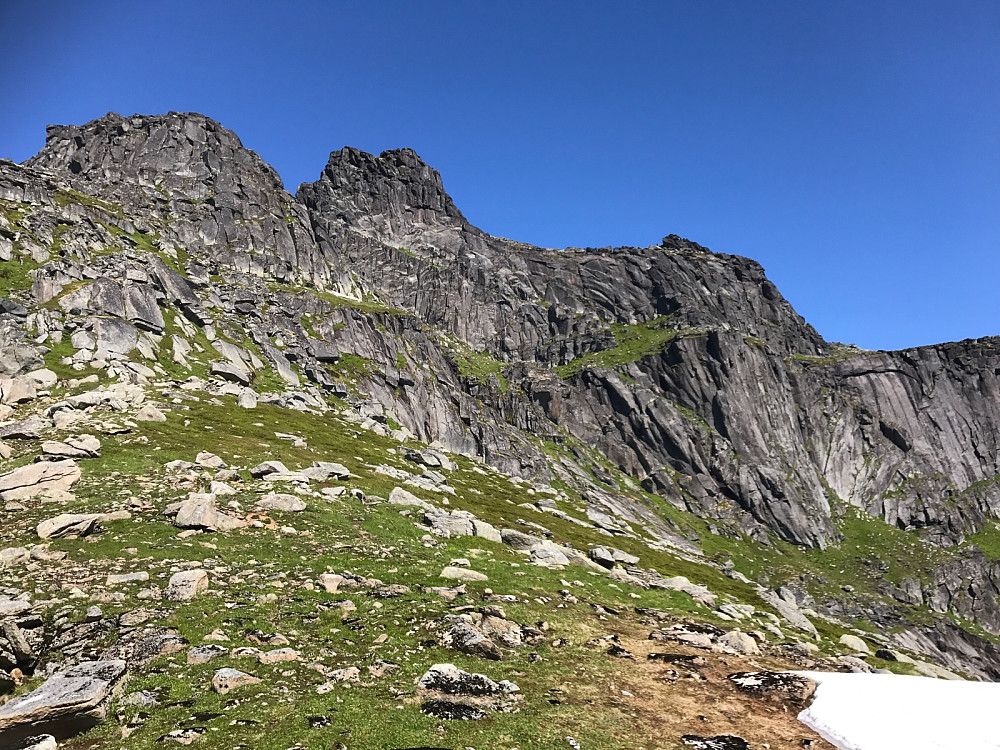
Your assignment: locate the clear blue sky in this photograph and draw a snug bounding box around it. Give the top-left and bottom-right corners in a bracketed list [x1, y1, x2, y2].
[2, 1, 997, 350]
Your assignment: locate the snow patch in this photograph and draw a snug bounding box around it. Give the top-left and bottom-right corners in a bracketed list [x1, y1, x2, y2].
[795, 671, 1000, 749]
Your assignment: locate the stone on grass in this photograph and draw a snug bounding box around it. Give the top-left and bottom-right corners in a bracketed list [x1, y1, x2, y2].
[417, 663, 516, 697]
[0, 460, 81, 502]
[839, 634, 872, 654]
[195, 451, 227, 469]
[0, 547, 29, 567]
[255, 492, 306, 512]
[41, 435, 101, 460]
[173, 493, 246, 532]
[187, 645, 228, 665]
[135, 405, 166, 422]
[448, 622, 503, 661]
[37, 513, 101, 540]
[165, 570, 208, 602]
[318, 573, 345, 593]
[716, 629, 760, 656]
[388, 486, 432, 509]
[249, 461, 289, 479]
[440, 566, 488, 582]
[106, 572, 149, 586]
[499, 528, 541, 550]
[258, 648, 299, 665]
[26, 368, 58, 389]
[0, 660, 126, 742]
[211, 668, 260, 694]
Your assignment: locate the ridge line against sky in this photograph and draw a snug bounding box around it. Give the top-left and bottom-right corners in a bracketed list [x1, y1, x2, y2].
[1, 0, 997, 351]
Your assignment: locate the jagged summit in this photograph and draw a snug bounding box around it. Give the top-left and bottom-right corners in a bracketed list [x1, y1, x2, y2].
[27, 111, 284, 197]
[299, 144, 472, 251]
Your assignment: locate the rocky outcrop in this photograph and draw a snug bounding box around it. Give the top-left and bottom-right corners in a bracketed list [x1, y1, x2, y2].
[0, 660, 126, 742]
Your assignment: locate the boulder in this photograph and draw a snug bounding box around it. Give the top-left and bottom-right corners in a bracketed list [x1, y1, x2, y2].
[529, 542, 570, 568]
[41, 434, 101, 459]
[258, 648, 299, 665]
[13, 735, 58, 750]
[301, 461, 350, 481]
[425, 509, 474, 537]
[0, 546, 30, 567]
[0, 376, 37, 405]
[195, 451, 227, 469]
[499, 528, 542, 550]
[440, 566, 488, 582]
[37, 513, 101, 540]
[0, 660, 126, 742]
[417, 663, 509, 697]
[388, 486, 432, 509]
[173, 493, 246, 532]
[588, 546, 617, 568]
[135, 404, 166, 422]
[727, 671, 816, 703]
[0, 416, 51, 440]
[716, 629, 760, 656]
[187, 645, 228, 665]
[318, 573, 344, 593]
[447, 622, 503, 661]
[838, 634, 872, 655]
[26, 369, 58, 389]
[0, 460, 81, 502]
[249, 460, 289, 479]
[211, 668, 260, 694]
[210, 360, 251, 386]
[0, 599, 33, 617]
[471, 519, 502, 543]
[255, 492, 306, 512]
[237, 388, 258, 409]
[165, 570, 209, 601]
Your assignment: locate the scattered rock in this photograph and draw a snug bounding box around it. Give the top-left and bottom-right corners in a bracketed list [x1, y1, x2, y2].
[838, 633, 872, 655]
[0, 460, 81, 502]
[728, 671, 817, 703]
[135, 404, 167, 422]
[681, 736, 751, 750]
[37, 513, 101, 540]
[195, 451, 227, 469]
[173, 493, 247, 532]
[0, 660, 126, 742]
[716, 629, 760, 656]
[165, 570, 209, 602]
[211, 668, 260, 694]
[187, 645, 229, 665]
[440, 566, 487, 582]
[255, 492, 306, 512]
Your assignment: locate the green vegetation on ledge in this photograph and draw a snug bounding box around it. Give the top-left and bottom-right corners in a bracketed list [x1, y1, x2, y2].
[555, 316, 680, 378]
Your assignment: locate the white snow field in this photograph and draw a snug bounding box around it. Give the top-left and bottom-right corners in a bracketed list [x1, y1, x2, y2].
[795, 671, 1000, 749]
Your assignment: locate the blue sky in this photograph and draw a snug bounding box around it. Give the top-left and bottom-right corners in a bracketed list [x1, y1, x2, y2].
[2, 1, 997, 350]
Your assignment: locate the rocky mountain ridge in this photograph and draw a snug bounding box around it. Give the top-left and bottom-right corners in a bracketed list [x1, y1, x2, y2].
[1, 110, 1000, 747]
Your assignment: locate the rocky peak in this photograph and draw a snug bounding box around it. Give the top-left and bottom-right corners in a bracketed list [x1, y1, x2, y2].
[27, 111, 284, 203]
[298, 145, 471, 247]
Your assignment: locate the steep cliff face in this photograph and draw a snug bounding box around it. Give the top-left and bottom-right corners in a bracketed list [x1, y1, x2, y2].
[9, 111, 1000, 645]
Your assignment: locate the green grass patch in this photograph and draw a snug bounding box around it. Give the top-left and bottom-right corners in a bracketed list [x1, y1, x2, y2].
[555, 316, 681, 378]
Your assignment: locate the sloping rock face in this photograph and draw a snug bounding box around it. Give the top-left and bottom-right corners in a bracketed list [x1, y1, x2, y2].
[12, 111, 1000, 601]
[0, 660, 126, 742]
